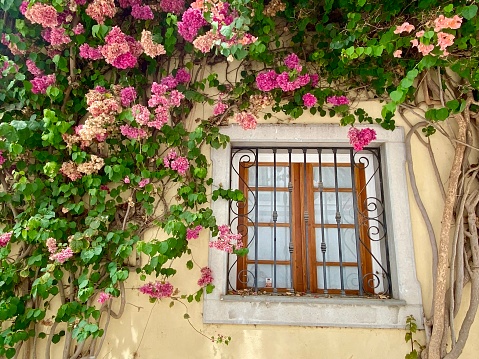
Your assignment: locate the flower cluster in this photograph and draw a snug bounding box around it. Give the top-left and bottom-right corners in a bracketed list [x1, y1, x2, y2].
[0, 232, 12, 247]
[197, 267, 213, 287]
[73, 23, 85, 35]
[24, 3, 59, 28]
[395, 15, 462, 57]
[46, 27, 71, 46]
[97, 292, 112, 304]
[86, 0, 117, 24]
[213, 101, 228, 116]
[233, 111, 257, 130]
[101, 27, 143, 69]
[145, 72, 188, 128]
[139, 281, 174, 299]
[186, 225, 203, 240]
[131, 4, 154, 20]
[26, 60, 43, 76]
[120, 125, 148, 140]
[209, 225, 243, 253]
[327, 95, 349, 106]
[160, 0, 185, 13]
[79, 44, 104, 60]
[163, 149, 190, 175]
[348, 127, 377, 151]
[263, 0, 285, 17]
[60, 155, 105, 181]
[302, 93, 317, 108]
[31, 74, 56, 94]
[256, 54, 316, 92]
[46, 237, 74, 264]
[177, 8, 207, 42]
[140, 30, 166, 58]
[120, 87, 137, 107]
[138, 178, 150, 188]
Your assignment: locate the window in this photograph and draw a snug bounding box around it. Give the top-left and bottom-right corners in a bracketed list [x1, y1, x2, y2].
[204, 124, 423, 328]
[230, 147, 391, 297]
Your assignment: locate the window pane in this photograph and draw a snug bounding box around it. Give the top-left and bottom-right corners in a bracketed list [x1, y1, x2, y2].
[314, 192, 355, 224]
[247, 226, 290, 261]
[247, 264, 290, 289]
[248, 166, 289, 187]
[315, 228, 358, 263]
[317, 266, 359, 291]
[313, 166, 352, 188]
[249, 191, 290, 223]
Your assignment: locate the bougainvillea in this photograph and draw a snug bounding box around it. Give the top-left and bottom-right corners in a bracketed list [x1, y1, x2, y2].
[1, 0, 479, 358]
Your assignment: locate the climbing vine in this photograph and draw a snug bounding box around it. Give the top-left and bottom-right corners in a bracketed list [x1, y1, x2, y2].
[1, 0, 479, 358]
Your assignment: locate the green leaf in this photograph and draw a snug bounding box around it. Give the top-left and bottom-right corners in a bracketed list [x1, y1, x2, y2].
[389, 90, 403, 103]
[462, 5, 478, 20]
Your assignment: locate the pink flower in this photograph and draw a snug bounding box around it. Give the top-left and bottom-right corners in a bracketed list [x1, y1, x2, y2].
[0, 232, 12, 247]
[26, 60, 43, 76]
[417, 43, 434, 56]
[48, 27, 71, 46]
[131, 4, 154, 20]
[209, 225, 243, 253]
[73, 23, 85, 35]
[171, 156, 189, 175]
[437, 32, 455, 51]
[187, 225, 203, 240]
[0, 151, 5, 167]
[284, 53, 301, 71]
[19, 1, 28, 15]
[348, 127, 377, 151]
[86, 0, 117, 24]
[124, 176, 130, 184]
[327, 95, 349, 106]
[393, 49, 402, 58]
[169, 90, 184, 107]
[394, 22, 415, 34]
[310, 74, 319, 87]
[175, 68, 191, 83]
[234, 112, 257, 130]
[79, 44, 103, 60]
[140, 30, 166, 58]
[25, 3, 59, 28]
[112, 53, 137, 69]
[415, 30, 425, 38]
[193, 30, 218, 53]
[139, 281, 174, 299]
[31, 74, 56, 94]
[161, 75, 178, 90]
[120, 87, 137, 107]
[97, 292, 112, 304]
[50, 246, 74, 264]
[160, 0, 185, 13]
[139, 178, 150, 188]
[410, 39, 419, 47]
[256, 70, 278, 92]
[197, 267, 213, 287]
[151, 82, 168, 96]
[177, 8, 207, 42]
[302, 93, 317, 107]
[213, 101, 228, 116]
[434, 15, 462, 32]
[131, 104, 151, 125]
[46, 237, 57, 253]
[120, 125, 148, 140]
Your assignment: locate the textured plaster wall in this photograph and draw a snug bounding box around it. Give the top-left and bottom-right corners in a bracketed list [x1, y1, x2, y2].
[86, 99, 479, 359]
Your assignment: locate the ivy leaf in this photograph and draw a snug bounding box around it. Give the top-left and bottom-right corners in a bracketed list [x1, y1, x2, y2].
[462, 5, 478, 20]
[389, 90, 403, 103]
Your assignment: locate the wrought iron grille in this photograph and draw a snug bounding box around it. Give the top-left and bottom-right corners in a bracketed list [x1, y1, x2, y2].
[227, 146, 392, 297]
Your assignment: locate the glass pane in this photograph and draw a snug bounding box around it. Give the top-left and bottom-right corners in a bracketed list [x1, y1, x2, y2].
[315, 228, 357, 263]
[249, 191, 290, 223]
[248, 166, 289, 187]
[317, 266, 359, 291]
[314, 192, 355, 224]
[247, 264, 290, 289]
[247, 226, 290, 261]
[313, 166, 352, 189]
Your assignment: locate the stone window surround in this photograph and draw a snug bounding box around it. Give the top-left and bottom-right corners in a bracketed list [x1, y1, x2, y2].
[204, 124, 423, 329]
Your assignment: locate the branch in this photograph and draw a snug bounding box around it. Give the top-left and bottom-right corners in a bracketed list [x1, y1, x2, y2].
[44, 322, 59, 359]
[0, 170, 18, 218]
[110, 281, 125, 319]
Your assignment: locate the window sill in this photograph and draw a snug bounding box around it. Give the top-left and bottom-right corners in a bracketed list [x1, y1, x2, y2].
[203, 294, 423, 329]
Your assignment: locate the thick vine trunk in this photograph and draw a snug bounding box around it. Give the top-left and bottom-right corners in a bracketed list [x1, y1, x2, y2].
[427, 114, 468, 359]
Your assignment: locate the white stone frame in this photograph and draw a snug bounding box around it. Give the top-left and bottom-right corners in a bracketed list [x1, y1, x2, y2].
[204, 124, 423, 328]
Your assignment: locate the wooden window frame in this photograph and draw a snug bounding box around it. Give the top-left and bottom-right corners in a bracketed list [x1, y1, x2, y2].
[236, 161, 372, 295]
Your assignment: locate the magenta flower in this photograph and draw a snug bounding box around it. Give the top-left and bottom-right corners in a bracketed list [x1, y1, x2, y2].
[0, 151, 6, 167]
[302, 93, 317, 108]
[97, 292, 112, 304]
[197, 267, 213, 287]
[187, 225, 203, 240]
[160, 0, 185, 13]
[139, 178, 150, 188]
[131, 4, 154, 20]
[284, 53, 301, 71]
[120, 87, 137, 107]
[213, 101, 228, 116]
[327, 95, 349, 106]
[139, 281, 174, 299]
[30, 74, 56, 94]
[0, 232, 12, 247]
[73, 23, 85, 35]
[120, 125, 148, 140]
[177, 8, 207, 42]
[348, 127, 377, 151]
[175, 68, 191, 83]
[160, 75, 178, 90]
[256, 70, 278, 92]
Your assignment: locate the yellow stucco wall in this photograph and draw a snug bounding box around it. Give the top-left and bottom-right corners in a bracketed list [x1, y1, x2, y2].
[74, 99, 479, 359]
